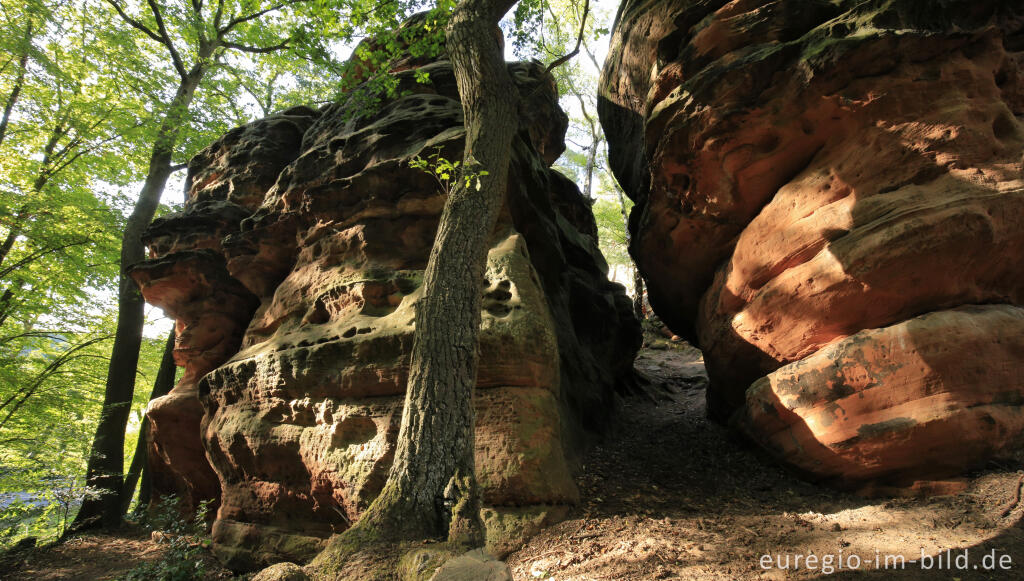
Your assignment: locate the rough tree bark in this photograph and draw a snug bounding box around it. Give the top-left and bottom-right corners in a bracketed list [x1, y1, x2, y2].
[73, 67, 204, 530]
[75, 0, 312, 529]
[120, 329, 176, 515]
[312, 0, 520, 558]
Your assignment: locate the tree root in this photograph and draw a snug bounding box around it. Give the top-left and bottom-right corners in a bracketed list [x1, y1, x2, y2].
[251, 538, 485, 581]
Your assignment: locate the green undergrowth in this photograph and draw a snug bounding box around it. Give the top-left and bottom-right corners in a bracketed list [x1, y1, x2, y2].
[118, 497, 220, 581]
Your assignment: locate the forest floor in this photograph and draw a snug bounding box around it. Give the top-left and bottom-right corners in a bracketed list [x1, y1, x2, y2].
[1, 526, 235, 580]
[4, 342, 1023, 580]
[507, 340, 1024, 580]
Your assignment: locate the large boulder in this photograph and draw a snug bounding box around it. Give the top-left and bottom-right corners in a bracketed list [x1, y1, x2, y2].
[600, 0, 1024, 488]
[130, 59, 639, 569]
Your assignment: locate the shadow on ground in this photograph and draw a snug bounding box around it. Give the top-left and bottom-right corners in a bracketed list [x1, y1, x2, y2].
[507, 344, 1024, 580]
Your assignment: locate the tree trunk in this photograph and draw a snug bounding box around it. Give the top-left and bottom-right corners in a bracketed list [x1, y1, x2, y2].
[575, 94, 599, 203]
[315, 0, 519, 555]
[136, 449, 154, 513]
[613, 184, 644, 318]
[0, 224, 22, 271]
[0, 19, 32, 149]
[121, 329, 176, 515]
[0, 285, 18, 327]
[73, 69, 203, 531]
[633, 268, 645, 319]
[0, 121, 67, 270]
[582, 141, 596, 201]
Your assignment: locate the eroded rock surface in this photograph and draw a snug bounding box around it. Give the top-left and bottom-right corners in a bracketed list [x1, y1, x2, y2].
[600, 0, 1024, 487]
[130, 59, 639, 568]
[129, 108, 317, 517]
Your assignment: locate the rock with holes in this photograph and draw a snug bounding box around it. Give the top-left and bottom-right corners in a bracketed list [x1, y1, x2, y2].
[130, 57, 639, 569]
[128, 107, 317, 515]
[600, 0, 1024, 487]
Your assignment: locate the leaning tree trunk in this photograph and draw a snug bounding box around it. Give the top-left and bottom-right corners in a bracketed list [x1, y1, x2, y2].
[121, 329, 176, 515]
[74, 69, 203, 530]
[314, 0, 520, 555]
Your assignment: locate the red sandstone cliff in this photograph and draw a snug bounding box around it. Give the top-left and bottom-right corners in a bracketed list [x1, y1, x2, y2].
[600, 0, 1024, 488]
[129, 60, 640, 569]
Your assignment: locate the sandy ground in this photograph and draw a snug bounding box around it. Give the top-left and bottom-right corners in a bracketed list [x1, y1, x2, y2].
[507, 343, 1024, 580]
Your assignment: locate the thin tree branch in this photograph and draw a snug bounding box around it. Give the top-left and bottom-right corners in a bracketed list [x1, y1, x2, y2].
[0, 54, 15, 75]
[103, 0, 187, 80]
[0, 336, 111, 432]
[102, 0, 164, 45]
[544, 0, 590, 75]
[582, 43, 601, 71]
[237, 71, 281, 117]
[213, 0, 225, 29]
[1000, 474, 1024, 518]
[0, 331, 71, 347]
[222, 39, 290, 54]
[0, 239, 90, 280]
[219, 1, 304, 36]
[146, 0, 188, 80]
[45, 126, 139, 181]
[44, 133, 84, 172]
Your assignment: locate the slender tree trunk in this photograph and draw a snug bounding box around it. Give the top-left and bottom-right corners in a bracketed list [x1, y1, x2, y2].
[633, 268, 645, 319]
[574, 94, 599, 203]
[0, 20, 32, 149]
[0, 226, 21, 270]
[136, 450, 154, 513]
[0, 121, 66, 270]
[582, 141, 596, 201]
[121, 329, 176, 515]
[315, 0, 519, 555]
[0, 285, 19, 327]
[73, 69, 203, 530]
[613, 185, 644, 319]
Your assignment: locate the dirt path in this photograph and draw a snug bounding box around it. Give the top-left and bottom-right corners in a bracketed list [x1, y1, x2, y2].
[507, 344, 1024, 580]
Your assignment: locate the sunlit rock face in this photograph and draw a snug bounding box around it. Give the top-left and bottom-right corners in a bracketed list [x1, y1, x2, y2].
[130, 59, 640, 569]
[129, 109, 317, 516]
[600, 0, 1024, 487]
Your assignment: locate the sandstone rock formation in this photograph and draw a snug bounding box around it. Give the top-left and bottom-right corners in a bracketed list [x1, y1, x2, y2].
[130, 59, 639, 569]
[600, 0, 1024, 488]
[130, 109, 317, 517]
